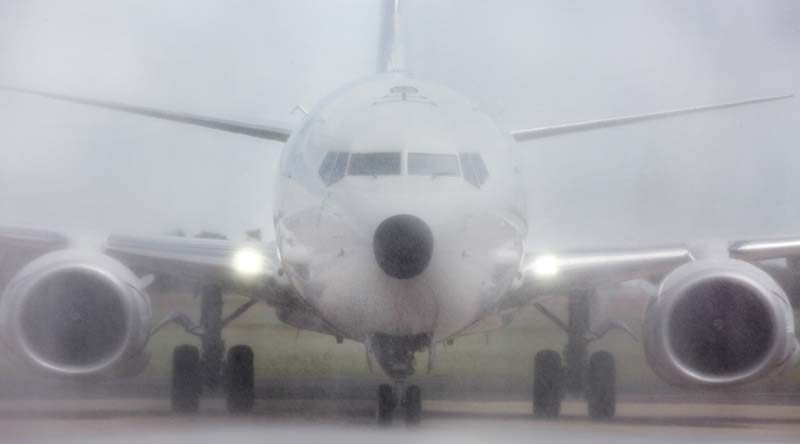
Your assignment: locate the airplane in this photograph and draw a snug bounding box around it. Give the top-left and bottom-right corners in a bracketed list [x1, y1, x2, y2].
[0, 0, 797, 425]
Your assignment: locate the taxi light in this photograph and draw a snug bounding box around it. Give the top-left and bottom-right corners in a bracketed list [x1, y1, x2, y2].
[531, 255, 560, 277]
[232, 247, 265, 276]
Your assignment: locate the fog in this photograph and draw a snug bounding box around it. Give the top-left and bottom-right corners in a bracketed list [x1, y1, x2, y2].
[2, 2, 800, 440]
[0, 0, 797, 249]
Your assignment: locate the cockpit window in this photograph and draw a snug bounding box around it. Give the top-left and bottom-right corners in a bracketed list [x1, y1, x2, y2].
[459, 152, 489, 188]
[347, 152, 402, 176]
[408, 153, 460, 177]
[319, 150, 486, 187]
[318, 151, 349, 185]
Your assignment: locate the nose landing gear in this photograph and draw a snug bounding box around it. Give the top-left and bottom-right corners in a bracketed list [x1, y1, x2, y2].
[377, 384, 396, 424]
[403, 384, 422, 424]
[370, 333, 430, 425]
[376, 383, 423, 425]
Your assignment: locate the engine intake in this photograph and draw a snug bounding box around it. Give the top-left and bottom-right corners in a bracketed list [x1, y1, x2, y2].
[0, 250, 151, 378]
[644, 259, 796, 387]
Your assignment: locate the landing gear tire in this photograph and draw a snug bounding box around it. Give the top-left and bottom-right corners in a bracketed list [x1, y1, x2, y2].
[403, 385, 422, 425]
[586, 351, 616, 420]
[226, 345, 255, 414]
[377, 384, 396, 425]
[172, 344, 202, 413]
[533, 349, 563, 418]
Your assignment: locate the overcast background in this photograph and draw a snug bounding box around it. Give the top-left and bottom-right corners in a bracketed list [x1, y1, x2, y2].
[0, 0, 798, 250]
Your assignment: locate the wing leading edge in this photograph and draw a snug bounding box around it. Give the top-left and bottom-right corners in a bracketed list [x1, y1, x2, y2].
[0, 226, 293, 305]
[0, 85, 293, 142]
[511, 94, 793, 142]
[519, 235, 800, 296]
[104, 234, 293, 300]
[519, 245, 693, 294]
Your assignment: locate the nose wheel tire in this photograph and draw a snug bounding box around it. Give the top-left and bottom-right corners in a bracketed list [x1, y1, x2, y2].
[171, 345, 202, 413]
[226, 345, 255, 414]
[403, 385, 422, 424]
[586, 351, 616, 420]
[533, 349, 563, 418]
[377, 384, 397, 425]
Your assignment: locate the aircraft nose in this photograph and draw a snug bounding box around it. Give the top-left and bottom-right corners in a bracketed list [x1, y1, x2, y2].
[373, 214, 433, 279]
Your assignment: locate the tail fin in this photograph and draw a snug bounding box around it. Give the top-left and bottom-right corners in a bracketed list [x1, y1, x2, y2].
[379, 0, 406, 73]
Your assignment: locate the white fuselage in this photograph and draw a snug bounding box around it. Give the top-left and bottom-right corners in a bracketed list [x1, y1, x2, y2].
[273, 74, 527, 342]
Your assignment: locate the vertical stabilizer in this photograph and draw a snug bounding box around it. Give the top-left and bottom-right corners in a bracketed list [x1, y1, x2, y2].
[379, 0, 407, 73]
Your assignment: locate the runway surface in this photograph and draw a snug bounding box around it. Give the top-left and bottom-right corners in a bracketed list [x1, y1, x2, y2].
[1, 397, 798, 444]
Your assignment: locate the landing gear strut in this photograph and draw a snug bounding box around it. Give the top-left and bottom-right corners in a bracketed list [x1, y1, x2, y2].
[169, 284, 257, 414]
[532, 290, 617, 420]
[200, 285, 225, 391]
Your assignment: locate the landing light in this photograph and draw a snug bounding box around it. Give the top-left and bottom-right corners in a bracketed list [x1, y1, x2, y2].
[531, 255, 560, 278]
[232, 247, 265, 276]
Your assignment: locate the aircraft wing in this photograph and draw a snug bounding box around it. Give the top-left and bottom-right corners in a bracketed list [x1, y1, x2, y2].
[0, 226, 296, 307]
[104, 234, 277, 279]
[0, 226, 72, 284]
[104, 234, 298, 306]
[106, 234, 346, 334]
[516, 235, 800, 298]
[517, 245, 693, 294]
[510, 94, 793, 142]
[0, 85, 293, 143]
[0, 225, 70, 254]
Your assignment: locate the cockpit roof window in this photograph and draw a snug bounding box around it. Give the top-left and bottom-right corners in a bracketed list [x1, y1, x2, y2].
[408, 153, 460, 177]
[347, 152, 402, 176]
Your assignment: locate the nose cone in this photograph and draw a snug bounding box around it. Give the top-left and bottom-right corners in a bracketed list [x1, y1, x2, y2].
[373, 214, 433, 279]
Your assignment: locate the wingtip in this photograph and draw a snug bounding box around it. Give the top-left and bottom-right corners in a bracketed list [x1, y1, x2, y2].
[766, 93, 795, 101]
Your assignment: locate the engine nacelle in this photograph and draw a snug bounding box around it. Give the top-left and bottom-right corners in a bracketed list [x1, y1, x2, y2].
[0, 250, 152, 378]
[644, 259, 797, 388]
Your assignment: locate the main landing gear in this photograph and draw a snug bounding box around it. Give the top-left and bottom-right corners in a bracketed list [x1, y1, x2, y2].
[377, 383, 422, 425]
[168, 284, 258, 414]
[532, 290, 617, 420]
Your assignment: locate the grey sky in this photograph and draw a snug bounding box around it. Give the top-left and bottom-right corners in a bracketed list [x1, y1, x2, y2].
[0, 0, 798, 249]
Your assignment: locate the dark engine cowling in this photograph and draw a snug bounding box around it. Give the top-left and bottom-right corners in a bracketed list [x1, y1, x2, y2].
[644, 259, 797, 388]
[0, 250, 151, 378]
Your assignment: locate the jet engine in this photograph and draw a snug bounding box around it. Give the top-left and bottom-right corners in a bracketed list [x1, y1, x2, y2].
[643, 259, 797, 387]
[0, 250, 152, 378]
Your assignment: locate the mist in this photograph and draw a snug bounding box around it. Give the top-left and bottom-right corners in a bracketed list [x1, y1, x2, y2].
[2, 2, 800, 440]
[1, 0, 799, 248]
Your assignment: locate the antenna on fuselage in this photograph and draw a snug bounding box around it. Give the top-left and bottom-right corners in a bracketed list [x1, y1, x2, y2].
[379, 0, 407, 73]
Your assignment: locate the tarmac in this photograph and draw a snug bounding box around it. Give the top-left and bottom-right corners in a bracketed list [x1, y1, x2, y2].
[1, 395, 798, 444]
